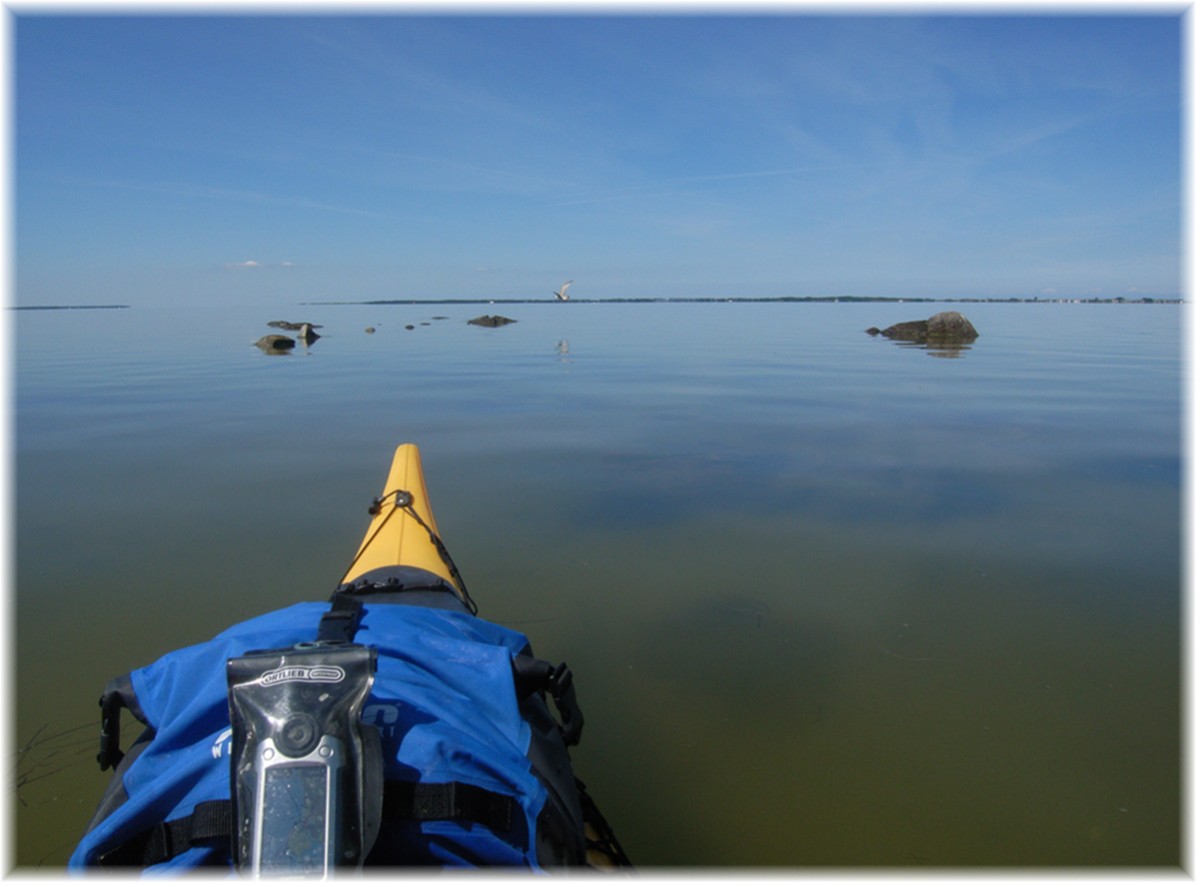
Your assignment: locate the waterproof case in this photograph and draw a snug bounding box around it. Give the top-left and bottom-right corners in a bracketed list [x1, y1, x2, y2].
[227, 642, 380, 877]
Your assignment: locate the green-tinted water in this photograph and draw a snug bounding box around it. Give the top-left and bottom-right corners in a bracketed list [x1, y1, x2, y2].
[13, 301, 1182, 868]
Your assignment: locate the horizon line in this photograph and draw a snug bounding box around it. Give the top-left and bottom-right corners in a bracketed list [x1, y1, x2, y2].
[302, 295, 1184, 306]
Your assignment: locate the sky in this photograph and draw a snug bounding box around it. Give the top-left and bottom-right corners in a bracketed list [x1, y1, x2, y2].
[10, 7, 1185, 305]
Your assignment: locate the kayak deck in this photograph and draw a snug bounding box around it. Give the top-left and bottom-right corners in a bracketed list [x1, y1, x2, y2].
[340, 443, 463, 595]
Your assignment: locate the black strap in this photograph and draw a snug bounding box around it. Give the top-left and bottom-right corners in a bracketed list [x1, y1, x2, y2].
[97, 800, 231, 867]
[384, 781, 515, 834]
[317, 592, 365, 643]
[95, 783, 516, 869]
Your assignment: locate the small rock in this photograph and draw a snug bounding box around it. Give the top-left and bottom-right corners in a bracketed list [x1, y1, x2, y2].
[267, 320, 323, 332]
[256, 335, 295, 352]
[297, 323, 320, 345]
[405, 324, 415, 331]
[468, 315, 517, 327]
[365, 326, 376, 334]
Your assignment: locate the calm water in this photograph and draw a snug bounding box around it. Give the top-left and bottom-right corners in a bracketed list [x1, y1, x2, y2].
[13, 300, 1182, 869]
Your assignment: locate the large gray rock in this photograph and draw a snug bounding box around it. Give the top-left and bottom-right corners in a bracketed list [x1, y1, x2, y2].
[867, 311, 978, 342]
[925, 311, 978, 339]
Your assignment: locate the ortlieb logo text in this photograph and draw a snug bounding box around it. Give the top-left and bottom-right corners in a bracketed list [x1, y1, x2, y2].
[260, 665, 345, 686]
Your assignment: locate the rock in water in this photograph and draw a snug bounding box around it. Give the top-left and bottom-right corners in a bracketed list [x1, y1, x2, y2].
[256, 335, 295, 352]
[925, 311, 978, 340]
[869, 311, 978, 342]
[467, 315, 517, 327]
[298, 323, 320, 344]
[267, 320, 324, 332]
[878, 320, 929, 340]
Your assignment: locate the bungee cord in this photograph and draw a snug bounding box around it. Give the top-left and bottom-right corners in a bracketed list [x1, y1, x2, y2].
[341, 489, 477, 615]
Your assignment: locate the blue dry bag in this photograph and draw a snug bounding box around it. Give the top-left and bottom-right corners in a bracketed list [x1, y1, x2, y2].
[68, 586, 599, 872]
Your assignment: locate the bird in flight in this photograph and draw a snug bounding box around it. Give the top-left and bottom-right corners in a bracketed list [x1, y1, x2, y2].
[554, 280, 573, 301]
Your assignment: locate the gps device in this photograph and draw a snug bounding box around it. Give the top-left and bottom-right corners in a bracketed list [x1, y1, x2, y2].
[227, 642, 379, 877]
[254, 736, 342, 875]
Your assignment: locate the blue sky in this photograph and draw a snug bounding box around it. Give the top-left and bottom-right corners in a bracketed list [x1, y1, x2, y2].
[13, 10, 1183, 305]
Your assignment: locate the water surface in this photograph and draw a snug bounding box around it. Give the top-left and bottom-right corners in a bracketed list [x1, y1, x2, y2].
[13, 300, 1182, 868]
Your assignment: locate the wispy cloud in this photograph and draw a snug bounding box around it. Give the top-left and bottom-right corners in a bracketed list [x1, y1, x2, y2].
[335, 146, 576, 199]
[549, 164, 847, 208]
[973, 113, 1100, 165]
[295, 20, 554, 133]
[224, 260, 294, 270]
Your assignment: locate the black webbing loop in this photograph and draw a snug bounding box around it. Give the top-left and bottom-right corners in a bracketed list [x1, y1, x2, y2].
[97, 674, 144, 771]
[546, 662, 583, 747]
[513, 656, 584, 747]
[97, 693, 125, 772]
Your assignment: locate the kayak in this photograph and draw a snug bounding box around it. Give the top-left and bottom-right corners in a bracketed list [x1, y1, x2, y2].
[71, 442, 630, 873]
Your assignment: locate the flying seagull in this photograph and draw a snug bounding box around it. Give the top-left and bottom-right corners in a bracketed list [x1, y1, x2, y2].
[553, 280, 573, 301]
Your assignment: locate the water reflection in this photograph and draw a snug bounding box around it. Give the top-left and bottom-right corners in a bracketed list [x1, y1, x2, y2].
[889, 340, 974, 358]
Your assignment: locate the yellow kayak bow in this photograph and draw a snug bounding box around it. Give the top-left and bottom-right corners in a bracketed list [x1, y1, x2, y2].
[340, 443, 473, 611]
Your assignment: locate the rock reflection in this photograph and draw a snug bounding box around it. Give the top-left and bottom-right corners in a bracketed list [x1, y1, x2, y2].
[891, 340, 974, 359]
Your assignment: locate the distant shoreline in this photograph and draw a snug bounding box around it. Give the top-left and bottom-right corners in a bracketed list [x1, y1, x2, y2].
[11, 304, 130, 311]
[305, 296, 1182, 306]
[8, 298, 1181, 310]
